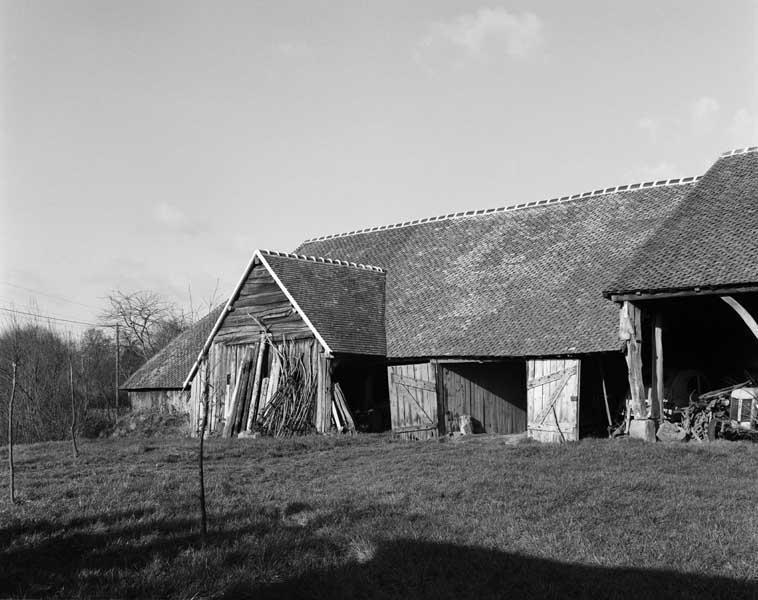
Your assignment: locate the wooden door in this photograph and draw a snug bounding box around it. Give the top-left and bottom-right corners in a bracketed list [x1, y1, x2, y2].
[527, 359, 580, 442]
[388, 363, 439, 440]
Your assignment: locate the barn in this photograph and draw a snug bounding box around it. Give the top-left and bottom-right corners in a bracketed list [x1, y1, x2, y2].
[120, 306, 223, 413]
[132, 146, 756, 442]
[604, 147, 758, 440]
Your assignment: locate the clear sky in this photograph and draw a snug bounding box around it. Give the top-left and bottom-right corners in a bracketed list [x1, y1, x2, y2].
[2, 0, 757, 327]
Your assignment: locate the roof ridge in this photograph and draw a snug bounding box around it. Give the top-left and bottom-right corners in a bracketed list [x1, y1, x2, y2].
[719, 146, 758, 158]
[302, 176, 701, 244]
[258, 249, 385, 273]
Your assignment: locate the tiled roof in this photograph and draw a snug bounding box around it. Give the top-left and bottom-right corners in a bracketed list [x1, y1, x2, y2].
[607, 148, 758, 295]
[261, 251, 386, 356]
[296, 181, 696, 358]
[121, 305, 224, 390]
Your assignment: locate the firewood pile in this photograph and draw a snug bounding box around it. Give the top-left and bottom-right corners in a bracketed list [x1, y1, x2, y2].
[217, 335, 356, 438]
[256, 342, 318, 437]
[679, 381, 758, 442]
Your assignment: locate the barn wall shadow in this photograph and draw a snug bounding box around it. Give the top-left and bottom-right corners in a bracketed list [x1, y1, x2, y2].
[2, 509, 756, 599]
[233, 539, 757, 600]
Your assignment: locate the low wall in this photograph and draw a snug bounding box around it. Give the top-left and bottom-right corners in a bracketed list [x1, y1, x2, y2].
[128, 389, 190, 414]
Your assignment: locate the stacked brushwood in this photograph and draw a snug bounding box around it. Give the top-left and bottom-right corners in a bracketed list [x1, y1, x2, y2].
[256, 341, 317, 437]
[680, 381, 756, 442]
[681, 396, 729, 441]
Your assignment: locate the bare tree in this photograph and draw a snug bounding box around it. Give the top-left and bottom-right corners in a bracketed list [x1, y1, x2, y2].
[187, 279, 222, 323]
[101, 290, 187, 362]
[0, 314, 75, 444]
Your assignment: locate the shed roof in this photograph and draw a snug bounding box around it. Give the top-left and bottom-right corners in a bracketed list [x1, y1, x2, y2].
[297, 179, 696, 358]
[260, 251, 386, 356]
[121, 305, 224, 390]
[606, 147, 758, 296]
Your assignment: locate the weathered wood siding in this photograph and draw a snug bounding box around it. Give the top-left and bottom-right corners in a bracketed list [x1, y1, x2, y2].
[214, 263, 313, 345]
[387, 362, 438, 440]
[526, 359, 580, 442]
[190, 336, 320, 435]
[441, 362, 526, 434]
[128, 390, 190, 414]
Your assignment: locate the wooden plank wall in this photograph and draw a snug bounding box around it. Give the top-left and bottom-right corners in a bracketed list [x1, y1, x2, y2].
[387, 362, 439, 440]
[188, 261, 322, 435]
[526, 358, 580, 443]
[191, 336, 320, 435]
[214, 263, 313, 345]
[441, 362, 526, 434]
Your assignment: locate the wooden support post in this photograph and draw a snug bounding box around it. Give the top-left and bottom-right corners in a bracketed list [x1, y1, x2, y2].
[316, 354, 332, 433]
[620, 301, 655, 441]
[651, 312, 664, 422]
[245, 334, 267, 432]
[598, 358, 612, 435]
[432, 360, 446, 435]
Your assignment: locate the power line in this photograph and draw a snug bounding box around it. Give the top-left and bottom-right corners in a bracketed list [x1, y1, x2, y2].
[0, 281, 101, 311]
[0, 306, 115, 328]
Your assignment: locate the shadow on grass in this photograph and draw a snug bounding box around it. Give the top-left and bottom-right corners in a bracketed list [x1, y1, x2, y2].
[2, 507, 756, 599]
[235, 539, 757, 600]
[0, 508, 278, 597]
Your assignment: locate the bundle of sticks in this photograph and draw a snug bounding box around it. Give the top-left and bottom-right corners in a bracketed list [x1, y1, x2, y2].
[256, 341, 318, 437]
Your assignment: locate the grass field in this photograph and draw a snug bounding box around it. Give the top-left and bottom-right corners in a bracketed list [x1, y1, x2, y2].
[1, 434, 757, 599]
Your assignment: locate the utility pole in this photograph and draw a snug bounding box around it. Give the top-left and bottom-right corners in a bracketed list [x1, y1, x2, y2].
[114, 323, 120, 418]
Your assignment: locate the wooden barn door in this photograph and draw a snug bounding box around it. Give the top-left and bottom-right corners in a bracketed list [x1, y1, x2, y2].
[388, 363, 439, 440]
[527, 359, 580, 442]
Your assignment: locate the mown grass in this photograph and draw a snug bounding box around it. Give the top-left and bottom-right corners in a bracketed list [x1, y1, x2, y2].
[0, 434, 757, 599]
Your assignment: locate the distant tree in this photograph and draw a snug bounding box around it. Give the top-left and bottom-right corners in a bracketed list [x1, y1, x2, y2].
[79, 328, 114, 404]
[101, 290, 188, 362]
[0, 318, 75, 444]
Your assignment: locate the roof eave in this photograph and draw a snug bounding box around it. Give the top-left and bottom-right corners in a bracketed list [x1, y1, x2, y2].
[606, 282, 758, 302]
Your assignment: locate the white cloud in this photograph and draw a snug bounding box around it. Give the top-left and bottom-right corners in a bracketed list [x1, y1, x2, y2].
[690, 96, 720, 133]
[729, 107, 758, 146]
[414, 8, 543, 70]
[152, 202, 202, 236]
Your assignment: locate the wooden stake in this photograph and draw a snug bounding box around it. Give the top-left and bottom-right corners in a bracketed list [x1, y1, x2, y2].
[114, 323, 120, 419]
[69, 356, 79, 458]
[551, 404, 566, 443]
[224, 347, 253, 437]
[198, 364, 209, 545]
[264, 349, 281, 408]
[333, 383, 356, 432]
[8, 361, 16, 504]
[598, 358, 612, 435]
[245, 334, 267, 432]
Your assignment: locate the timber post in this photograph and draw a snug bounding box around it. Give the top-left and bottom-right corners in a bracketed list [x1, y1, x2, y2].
[316, 353, 332, 433]
[620, 301, 656, 441]
[651, 312, 664, 422]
